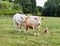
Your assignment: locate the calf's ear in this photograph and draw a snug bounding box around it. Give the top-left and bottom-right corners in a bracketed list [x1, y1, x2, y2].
[34, 17, 38, 20]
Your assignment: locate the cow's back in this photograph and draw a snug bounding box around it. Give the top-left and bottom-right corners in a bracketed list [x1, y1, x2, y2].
[25, 16, 40, 26]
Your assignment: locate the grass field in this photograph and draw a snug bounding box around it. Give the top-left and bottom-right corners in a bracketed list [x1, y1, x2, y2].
[0, 16, 60, 46]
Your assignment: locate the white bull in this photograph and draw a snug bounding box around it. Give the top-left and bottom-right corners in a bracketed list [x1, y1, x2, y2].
[13, 13, 26, 31]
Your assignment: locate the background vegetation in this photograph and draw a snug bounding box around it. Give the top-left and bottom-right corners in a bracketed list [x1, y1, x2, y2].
[0, 1, 22, 15]
[0, 0, 37, 15]
[42, 0, 60, 16]
[0, 0, 60, 16]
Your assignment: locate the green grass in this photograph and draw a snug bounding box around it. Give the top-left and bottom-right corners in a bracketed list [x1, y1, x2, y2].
[0, 16, 60, 46]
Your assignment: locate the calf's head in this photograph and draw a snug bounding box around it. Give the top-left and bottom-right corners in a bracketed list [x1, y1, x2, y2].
[34, 17, 43, 26]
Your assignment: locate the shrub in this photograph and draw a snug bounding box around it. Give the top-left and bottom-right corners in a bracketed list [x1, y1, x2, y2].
[0, 1, 23, 15]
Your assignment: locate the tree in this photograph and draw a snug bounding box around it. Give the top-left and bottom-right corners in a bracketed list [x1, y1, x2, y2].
[37, 6, 42, 16]
[31, 0, 37, 15]
[56, 3, 60, 16]
[22, 0, 32, 13]
[22, 0, 37, 15]
[42, 0, 60, 16]
[2, 0, 37, 15]
[37, 6, 42, 12]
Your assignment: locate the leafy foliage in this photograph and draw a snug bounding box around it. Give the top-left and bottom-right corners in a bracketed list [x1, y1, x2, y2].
[0, 1, 22, 15]
[37, 6, 42, 16]
[0, 0, 37, 15]
[42, 0, 60, 16]
[22, 0, 37, 15]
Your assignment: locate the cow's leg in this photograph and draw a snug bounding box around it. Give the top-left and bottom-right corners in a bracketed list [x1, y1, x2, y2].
[32, 26, 36, 36]
[14, 22, 19, 31]
[37, 30, 40, 36]
[33, 26, 40, 36]
[35, 27, 40, 36]
[20, 25, 25, 32]
[26, 27, 28, 31]
[14, 22, 16, 30]
[18, 23, 22, 32]
[30, 29, 32, 34]
[15, 22, 21, 31]
[24, 26, 28, 33]
[19, 26, 21, 32]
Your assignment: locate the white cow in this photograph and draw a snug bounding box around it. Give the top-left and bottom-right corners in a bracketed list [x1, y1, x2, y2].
[13, 13, 26, 31]
[24, 16, 43, 35]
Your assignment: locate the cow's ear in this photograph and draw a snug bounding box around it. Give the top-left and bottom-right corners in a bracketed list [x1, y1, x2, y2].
[41, 18, 44, 20]
[34, 17, 37, 20]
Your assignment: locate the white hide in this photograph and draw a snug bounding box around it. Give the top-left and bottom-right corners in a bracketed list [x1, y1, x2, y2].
[25, 16, 42, 35]
[13, 13, 26, 31]
[25, 16, 41, 28]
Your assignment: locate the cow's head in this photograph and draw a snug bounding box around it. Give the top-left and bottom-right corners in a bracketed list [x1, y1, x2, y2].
[34, 16, 44, 26]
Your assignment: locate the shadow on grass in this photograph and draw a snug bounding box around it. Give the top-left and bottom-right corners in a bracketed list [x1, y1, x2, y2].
[8, 30, 34, 36]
